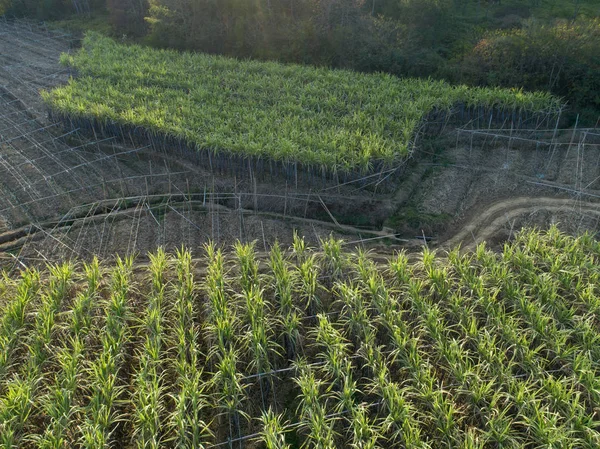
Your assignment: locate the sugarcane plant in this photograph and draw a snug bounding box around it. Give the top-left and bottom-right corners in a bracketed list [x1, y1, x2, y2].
[0, 268, 40, 383]
[205, 243, 248, 447]
[269, 242, 302, 361]
[295, 364, 337, 449]
[43, 32, 563, 184]
[0, 263, 73, 449]
[79, 256, 134, 449]
[0, 227, 598, 448]
[257, 409, 291, 449]
[36, 259, 100, 449]
[168, 248, 212, 449]
[131, 249, 168, 449]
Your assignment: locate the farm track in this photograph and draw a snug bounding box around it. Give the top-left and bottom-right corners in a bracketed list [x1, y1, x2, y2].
[442, 196, 600, 250]
[0, 196, 409, 254]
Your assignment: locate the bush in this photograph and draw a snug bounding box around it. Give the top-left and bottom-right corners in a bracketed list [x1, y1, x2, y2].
[459, 18, 600, 120]
[106, 0, 147, 37]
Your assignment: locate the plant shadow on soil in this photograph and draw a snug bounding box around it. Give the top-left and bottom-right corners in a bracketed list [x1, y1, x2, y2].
[383, 136, 457, 237]
[386, 205, 453, 238]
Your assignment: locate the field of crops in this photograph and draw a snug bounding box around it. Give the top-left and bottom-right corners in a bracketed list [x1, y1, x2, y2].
[42, 33, 561, 177]
[0, 226, 598, 448]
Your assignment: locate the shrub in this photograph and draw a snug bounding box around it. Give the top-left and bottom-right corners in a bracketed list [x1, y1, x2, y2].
[460, 18, 600, 119]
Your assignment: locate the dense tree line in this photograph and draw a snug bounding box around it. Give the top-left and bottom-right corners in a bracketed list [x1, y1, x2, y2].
[2, 0, 599, 122]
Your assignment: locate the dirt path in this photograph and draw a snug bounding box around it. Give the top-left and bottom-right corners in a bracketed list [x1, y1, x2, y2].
[0, 196, 411, 255]
[441, 196, 600, 250]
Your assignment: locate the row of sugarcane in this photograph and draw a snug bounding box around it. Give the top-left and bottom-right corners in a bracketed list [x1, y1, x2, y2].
[42, 32, 563, 191]
[0, 226, 599, 447]
[45, 101, 558, 194]
[0, 264, 70, 448]
[45, 103, 560, 194]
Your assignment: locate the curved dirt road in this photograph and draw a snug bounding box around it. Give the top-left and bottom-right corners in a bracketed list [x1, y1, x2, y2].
[442, 196, 600, 251]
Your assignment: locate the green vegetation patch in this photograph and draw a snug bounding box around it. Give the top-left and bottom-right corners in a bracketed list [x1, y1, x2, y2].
[0, 228, 600, 447]
[44, 33, 561, 172]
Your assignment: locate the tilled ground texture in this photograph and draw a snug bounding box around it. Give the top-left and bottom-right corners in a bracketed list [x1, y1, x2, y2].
[428, 129, 600, 247]
[391, 126, 600, 246]
[0, 19, 188, 228]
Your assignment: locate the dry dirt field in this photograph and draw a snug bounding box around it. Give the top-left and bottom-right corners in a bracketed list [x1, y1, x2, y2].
[0, 18, 599, 268]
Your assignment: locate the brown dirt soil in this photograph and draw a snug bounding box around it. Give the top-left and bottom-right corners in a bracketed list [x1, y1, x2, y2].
[441, 196, 600, 251]
[400, 130, 600, 247]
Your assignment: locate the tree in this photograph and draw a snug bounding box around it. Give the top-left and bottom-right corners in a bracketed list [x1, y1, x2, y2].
[5, 0, 104, 18]
[107, 0, 148, 36]
[459, 18, 600, 115]
[0, 0, 11, 15]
